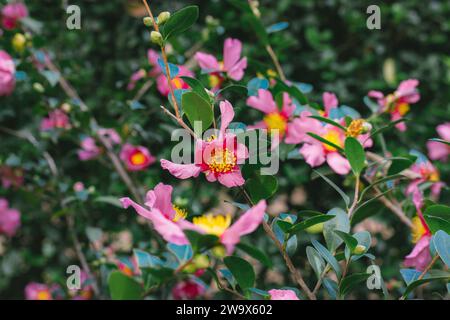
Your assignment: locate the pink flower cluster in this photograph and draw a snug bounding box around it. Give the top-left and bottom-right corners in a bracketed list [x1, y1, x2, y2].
[427, 123, 450, 162]
[0, 198, 20, 237]
[40, 109, 71, 131]
[0, 50, 16, 96]
[1, 2, 28, 30]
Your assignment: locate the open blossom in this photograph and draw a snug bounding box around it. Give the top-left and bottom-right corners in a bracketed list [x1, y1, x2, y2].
[0, 50, 16, 96]
[120, 144, 155, 171]
[427, 123, 450, 162]
[268, 289, 299, 300]
[172, 280, 205, 300]
[78, 128, 121, 161]
[161, 101, 248, 188]
[40, 109, 71, 131]
[1, 3, 28, 30]
[286, 111, 373, 175]
[156, 65, 193, 96]
[368, 79, 420, 131]
[246, 89, 295, 139]
[406, 154, 444, 201]
[120, 183, 267, 254]
[0, 198, 21, 237]
[195, 38, 247, 89]
[24, 283, 53, 300]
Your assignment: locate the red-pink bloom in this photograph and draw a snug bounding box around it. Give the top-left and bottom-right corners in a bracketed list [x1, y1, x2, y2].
[368, 79, 420, 131]
[268, 289, 299, 300]
[406, 158, 444, 201]
[98, 128, 122, 145]
[156, 65, 193, 97]
[78, 137, 101, 161]
[0, 165, 24, 189]
[24, 282, 53, 300]
[195, 38, 247, 84]
[161, 101, 248, 188]
[40, 109, 71, 131]
[172, 280, 205, 300]
[286, 111, 372, 175]
[404, 235, 432, 271]
[0, 198, 20, 237]
[120, 183, 267, 254]
[120, 144, 155, 171]
[0, 50, 16, 96]
[427, 122, 450, 162]
[1, 2, 28, 30]
[147, 49, 162, 77]
[246, 89, 295, 140]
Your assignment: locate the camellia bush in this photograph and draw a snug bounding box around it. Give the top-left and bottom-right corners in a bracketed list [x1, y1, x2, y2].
[0, 0, 449, 300]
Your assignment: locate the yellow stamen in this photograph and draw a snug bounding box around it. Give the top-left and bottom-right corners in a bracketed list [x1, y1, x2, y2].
[193, 214, 232, 236]
[207, 148, 237, 174]
[37, 290, 51, 300]
[206, 134, 217, 142]
[396, 102, 410, 116]
[130, 152, 146, 165]
[173, 205, 187, 222]
[263, 112, 287, 135]
[411, 216, 427, 244]
[322, 129, 343, 152]
[346, 119, 364, 138]
[171, 78, 183, 89]
[209, 74, 221, 88]
[429, 171, 440, 182]
[267, 69, 277, 78]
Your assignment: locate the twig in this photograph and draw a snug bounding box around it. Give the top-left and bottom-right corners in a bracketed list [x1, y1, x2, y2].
[400, 254, 440, 300]
[348, 175, 360, 219]
[373, 186, 414, 230]
[265, 44, 287, 82]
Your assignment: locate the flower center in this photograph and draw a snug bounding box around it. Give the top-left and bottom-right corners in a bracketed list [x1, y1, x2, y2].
[346, 119, 364, 137]
[411, 216, 427, 244]
[130, 152, 146, 166]
[207, 148, 237, 174]
[37, 290, 51, 300]
[322, 129, 343, 152]
[173, 205, 187, 222]
[396, 102, 410, 116]
[263, 112, 287, 135]
[193, 214, 232, 236]
[171, 77, 185, 90]
[209, 74, 222, 88]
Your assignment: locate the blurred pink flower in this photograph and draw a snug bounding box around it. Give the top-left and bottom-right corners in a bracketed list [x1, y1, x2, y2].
[73, 182, 85, 192]
[127, 69, 146, 91]
[0, 50, 16, 96]
[40, 109, 71, 131]
[427, 122, 450, 162]
[268, 289, 299, 300]
[120, 144, 155, 171]
[368, 79, 420, 131]
[1, 2, 28, 30]
[24, 282, 53, 300]
[406, 159, 444, 201]
[195, 38, 247, 85]
[0, 165, 24, 189]
[172, 280, 205, 300]
[121, 186, 266, 254]
[321, 92, 339, 117]
[78, 137, 101, 161]
[404, 235, 432, 271]
[0, 198, 20, 237]
[161, 101, 248, 188]
[156, 65, 193, 96]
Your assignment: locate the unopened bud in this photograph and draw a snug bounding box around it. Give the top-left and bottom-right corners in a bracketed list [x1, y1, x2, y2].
[61, 103, 71, 113]
[143, 17, 153, 27]
[212, 245, 226, 258]
[305, 222, 324, 234]
[150, 31, 163, 46]
[33, 82, 45, 93]
[362, 121, 373, 134]
[12, 33, 26, 52]
[353, 244, 367, 255]
[157, 11, 171, 25]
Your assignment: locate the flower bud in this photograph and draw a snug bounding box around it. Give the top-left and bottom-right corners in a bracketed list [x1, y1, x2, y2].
[353, 244, 367, 255]
[33, 82, 45, 93]
[12, 33, 26, 52]
[61, 103, 71, 113]
[362, 121, 373, 134]
[157, 11, 171, 25]
[305, 222, 325, 234]
[212, 245, 226, 258]
[143, 17, 153, 27]
[150, 31, 163, 46]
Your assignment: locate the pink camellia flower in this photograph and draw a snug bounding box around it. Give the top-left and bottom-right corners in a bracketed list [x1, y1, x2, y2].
[0, 50, 16, 96]
[161, 101, 249, 188]
[0, 198, 21, 237]
[1, 2, 28, 30]
[147, 49, 162, 77]
[156, 65, 193, 97]
[172, 280, 205, 300]
[286, 111, 373, 175]
[120, 183, 267, 254]
[268, 289, 299, 300]
[427, 123, 450, 162]
[98, 128, 122, 145]
[246, 89, 295, 140]
[195, 38, 247, 89]
[405, 157, 444, 201]
[120, 143, 156, 171]
[320, 92, 339, 118]
[368, 79, 420, 131]
[40, 109, 71, 131]
[24, 282, 53, 300]
[78, 137, 101, 161]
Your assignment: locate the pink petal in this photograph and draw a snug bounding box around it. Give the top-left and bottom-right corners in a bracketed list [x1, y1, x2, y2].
[427, 141, 449, 162]
[367, 90, 384, 99]
[268, 289, 299, 300]
[323, 92, 338, 114]
[326, 153, 351, 175]
[160, 159, 201, 179]
[221, 200, 266, 254]
[246, 89, 277, 114]
[223, 38, 243, 72]
[436, 123, 450, 141]
[404, 235, 431, 271]
[219, 100, 235, 137]
[194, 52, 220, 72]
[145, 183, 175, 219]
[281, 93, 295, 117]
[217, 170, 245, 188]
[299, 143, 326, 167]
[227, 57, 247, 81]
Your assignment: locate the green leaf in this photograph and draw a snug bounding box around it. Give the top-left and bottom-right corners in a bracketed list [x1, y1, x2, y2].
[323, 208, 350, 252]
[245, 174, 278, 202]
[306, 246, 325, 279]
[312, 240, 342, 279]
[339, 273, 370, 297]
[223, 256, 256, 290]
[161, 6, 199, 40]
[313, 170, 350, 207]
[94, 196, 123, 208]
[184, 230, 219, 253]
[309, 115, 347, 131]
[277, 220, 293, 233]
[387, 155, 417, 176]
[289, 215, 335, 234]
[307, 132, 344, 153]
[401, 270, 450, 299]
[429, 138, 450, 146]
[424, 205, 450, 234]
[358, 174, 405, 200]
[344, 137, 366, 175]
[433, 230, 450, 268]
[182, 91, 214, 132]
[180, 76, 210, 102]
[334, 231, 358, 253]
[108, 271, 143, 300]
[368, 118, 408, 139]
[236, 242, 273, 268]
[216, 85, 248, 98]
